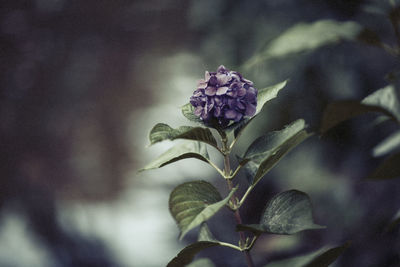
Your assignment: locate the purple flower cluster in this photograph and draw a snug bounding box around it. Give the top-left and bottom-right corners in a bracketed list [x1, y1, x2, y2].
[190, 65, 257, 127]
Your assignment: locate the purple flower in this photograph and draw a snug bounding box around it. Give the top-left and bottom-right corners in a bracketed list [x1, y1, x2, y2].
[190, 65, 258, 127]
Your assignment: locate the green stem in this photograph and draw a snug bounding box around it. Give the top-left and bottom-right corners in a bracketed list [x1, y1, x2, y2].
[246, 235, 260, 251]
[219, 242, 243, 251]
[238, 185, 255, 208]
[227, 164, 244, 180]
[222, 135, 255, 267]
[229, 136, 239, 151]
[207, 159, 226, 178]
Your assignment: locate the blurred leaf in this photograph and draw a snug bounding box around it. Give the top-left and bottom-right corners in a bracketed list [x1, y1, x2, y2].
[237, 190, 325, 235]
[182, 103, 203, 123]
[321, 101, 391, 133]
[149, 123, 218, 148]
[321, 85, 400, 133]
[140, 141, 209, 172]
[304, 242, 351, 267]
[169, 180, 237, 239]
[386, 209, 400, 232]
[167, 241, 220, 267]
[198, 223, 217, 242]
[373, 130, 400, 157]
[362, 85, 400, 120]
[228, 80, 288, 139]
[256, 80, 288, 115]
[242, 119, 311, 185]
[265, 242, 350, 267]
[368, 152, 400, 180]
[186, 258, 216, 267]
[245, 20, 362, 67]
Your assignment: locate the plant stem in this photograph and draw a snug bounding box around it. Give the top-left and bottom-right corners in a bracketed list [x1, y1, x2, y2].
[228, 164, 245, 180]
[207, 159, 226, 178]
[239, 185, 254, 208]
[219, 242, 243, 251]
[222, 136, 255, 267]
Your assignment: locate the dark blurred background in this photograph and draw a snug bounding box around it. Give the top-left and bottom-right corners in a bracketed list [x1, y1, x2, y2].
[1, 0, 400, 266]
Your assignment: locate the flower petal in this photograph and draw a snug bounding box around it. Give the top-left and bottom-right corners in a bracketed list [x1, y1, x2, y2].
[206, 98, 214, 112]
[216, 86, 229, 95]
[245, 103, 256, 116]
[205, 86, 217, 96]
[235, 112, 243, 122]
[198, 80, 208, 89]
[226, 90, 237, 97]
[236, 101, 245, 110]
[231, 73, 241, 82]
[214, 106, 221, 117]
[245, 87, 257, 101]
[205, 71, 211, 82]
[208, 75, 218, 86]
[242, 77, 254, 85]
[217, 65, 228, 73]
[237, 87, 246, 97]
[194, 106, 203, 116]
[225, 109, 238, 119]
[216, 73, 231, 85]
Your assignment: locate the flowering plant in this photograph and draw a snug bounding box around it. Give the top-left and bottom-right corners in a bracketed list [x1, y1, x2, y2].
[141, 66, 348, 266]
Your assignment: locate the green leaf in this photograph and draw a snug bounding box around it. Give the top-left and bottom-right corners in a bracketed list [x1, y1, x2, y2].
[253, 130, 310, 185]
[321, 85, 400, 133]
[169, 181, 237, 239]
[242, 119, 311, 185]
[321, 101, 393, 133]
[256, 80, 288, 115]
[198, 223, 217, 242]
[360, 85, 400, 119]
[386, 209, 400, 232]
[229, 80, 288, 139]
[236, 155, 259, 184]
[149, 123, 218, 148]
[372, 130, 400, 157]
[182, 103, 203, 123]
[265, 242, 350, 267]
[237, 190, 325, 235]
[368, 152, 400, 180]
[167, 241, 220, 267]
[245, 20, 362, 68]
[244, 119, 305, 160]
[304, 242, 351, 267]
[140, 141, 209, 172]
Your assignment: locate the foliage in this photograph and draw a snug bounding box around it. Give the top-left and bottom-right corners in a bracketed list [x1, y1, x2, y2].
[317, 0, 400, 246]
[244, 20, 363, 68]
[142, 74, 340, 266]
[237, 190, 325, 235]
[141, 3, 400, 264]
[265, 242, 350, 267]
[321, 77, 400, 181]
[169, 181, 236, 240]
